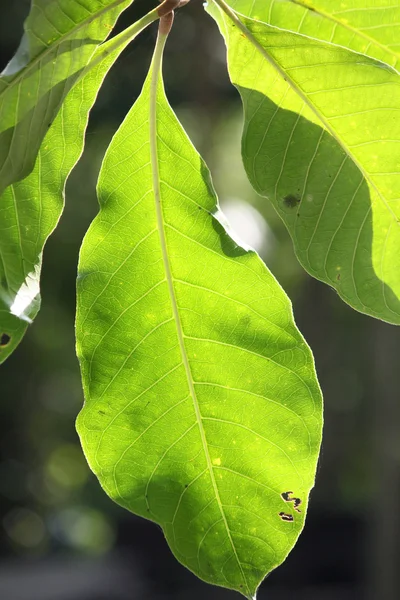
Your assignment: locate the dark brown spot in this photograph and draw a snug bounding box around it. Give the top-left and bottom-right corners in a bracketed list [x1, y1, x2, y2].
[293, 498, 302, 513]
[279, 512, 294, 522]
[281, 491, 293, 502]
[337, 273, 341, 281]
[283, 194, 300, 209]
[0, 333, 11, 347]
[281, 491, 302, 513]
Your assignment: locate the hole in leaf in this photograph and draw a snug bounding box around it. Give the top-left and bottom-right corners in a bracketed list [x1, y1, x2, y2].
[293, 498, 302, 513]
[0, 333, 11, 347]
[281, 491, 302, 513]
[281, 491, 293, 502]
[279, 512, 294, 522]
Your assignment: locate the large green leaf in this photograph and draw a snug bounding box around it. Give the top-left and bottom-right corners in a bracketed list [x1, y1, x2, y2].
[0, 10, 158, 364]
[227, 0, 400, 69]
[0, 0, 135, 195]
[76, 27, 322, 598]
[208, 0, 400, 324]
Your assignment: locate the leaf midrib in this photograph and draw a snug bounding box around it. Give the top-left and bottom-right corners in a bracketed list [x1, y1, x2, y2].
[0, 0, 130, 97]
[213, 0, 400, 230]
[149, 30, 250, 597]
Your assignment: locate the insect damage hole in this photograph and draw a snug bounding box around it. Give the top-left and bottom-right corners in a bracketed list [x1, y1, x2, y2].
[279, 512, 294, 522]
[293, 498, 302, 512]
[281, 490, 302, 513]
[0, 333, 11, 347]
[281, 491, 293, 502]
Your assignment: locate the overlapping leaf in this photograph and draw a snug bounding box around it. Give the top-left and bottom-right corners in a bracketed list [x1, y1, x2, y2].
[227, 0, 400, 69]
[0, 0, 134, 195]
[208, 0, 400, 324]
[0, 11, 158, 364]
[76, 32, 322, 598]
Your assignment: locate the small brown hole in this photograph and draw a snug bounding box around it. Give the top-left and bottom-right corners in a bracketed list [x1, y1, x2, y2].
[279, 512, 294, 522]
[281, 491, 302, 513]
[0, 333, 11, 347]
[281, 491, 293, 502]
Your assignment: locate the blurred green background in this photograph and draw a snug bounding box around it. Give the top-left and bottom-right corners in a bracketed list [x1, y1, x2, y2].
[1, 1, 399, 599]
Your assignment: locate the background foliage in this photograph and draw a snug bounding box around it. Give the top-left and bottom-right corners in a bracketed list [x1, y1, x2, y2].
[0, 1, 399, 599]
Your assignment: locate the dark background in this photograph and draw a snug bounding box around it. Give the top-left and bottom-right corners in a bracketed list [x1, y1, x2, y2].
[1, 1, 399, 599]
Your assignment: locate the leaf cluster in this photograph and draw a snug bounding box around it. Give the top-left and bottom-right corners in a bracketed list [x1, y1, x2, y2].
[0, 0, 399, 596]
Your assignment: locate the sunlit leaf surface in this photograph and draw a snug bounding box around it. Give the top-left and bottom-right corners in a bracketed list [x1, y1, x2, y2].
[0, 0, 134, 195]
[76, 32, 322, 598]
[228, 0, 400, 69]
[208, 0, 400, 324]
[0, 11, 157, 364]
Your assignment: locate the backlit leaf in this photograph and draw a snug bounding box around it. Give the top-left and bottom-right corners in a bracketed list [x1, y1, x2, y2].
[76, 28, 322, 598]
[227, 0, 400, 69]
[0, 0, 134, 195]
[208, 0, 400, 324]
[0, 11, 158, 364]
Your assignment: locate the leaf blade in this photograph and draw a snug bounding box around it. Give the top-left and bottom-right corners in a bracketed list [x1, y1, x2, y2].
[0, 0, 135, 194]
[208, 0, 400, 324]
[226, 0, 400, 69]
[76, 31, 322, 597]
[0, 11, 158, 364]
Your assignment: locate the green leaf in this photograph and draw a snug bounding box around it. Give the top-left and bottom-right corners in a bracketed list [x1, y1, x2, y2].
[208, 0, 400, 324]
[226, 0, 400, 69]
[0, 11, 158, 364]
[76, 28, 322, 598]
[0, 0, 135, 195]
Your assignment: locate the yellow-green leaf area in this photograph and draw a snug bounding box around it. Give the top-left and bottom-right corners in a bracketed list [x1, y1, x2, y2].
[227, 0, 400, 69]
[76, 36, 322, 598]
[208, 1, 400, 324]
[0, 0, 134, 195]
[0, 8, 156, 364]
